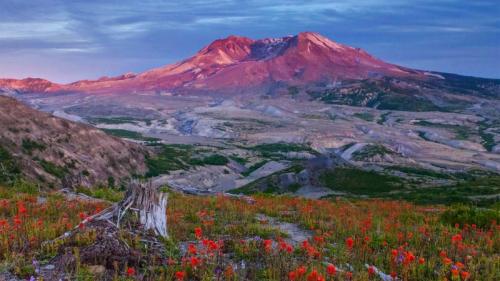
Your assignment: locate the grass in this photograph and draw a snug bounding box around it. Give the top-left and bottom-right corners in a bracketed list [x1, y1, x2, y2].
[101, 128, 160, 142]
[0, 183, 498, 280]
[241, 160, 268, 177]
[88, 116, 152, 125]
[386, 175, 500, 207]
[351, 144, 394, 161]
[414, 120, 474, 140]
[0, 145, 21, 184]
[75, 186, 124, 202]
[21, 139, 46, 154]
[189, 154, 229, 166]
[478, 120, 496, 152]
[386, 166, 454, 179]
[38, 159, 67, 179]
[353, 112, 374, 122]
[145, 145, 230, 177]
[250, 142, 318, 158]
[320, 167, 403, 195]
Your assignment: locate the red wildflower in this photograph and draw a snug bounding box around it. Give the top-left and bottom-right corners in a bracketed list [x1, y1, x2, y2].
[190, 256, 201, 268]
[368, 266, 376, 276]
[194, 227, 202, 240]
[188, 244, 197, 255]
[126, 267, 135, 276]
[296, 266, 306, 276]
[307, 269, 319, 281]
[418, 257, 425, 265]
[289, 271, 297, 281]
[175, 271, 186, 280]
[346, 237, 354, 249]
[460, 271, 470, 280]
[326, 264, 336, 276]
[263, 239, 273, 252]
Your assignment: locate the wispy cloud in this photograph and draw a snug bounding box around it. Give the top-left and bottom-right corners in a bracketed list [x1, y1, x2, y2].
[0, 0, 498, 81]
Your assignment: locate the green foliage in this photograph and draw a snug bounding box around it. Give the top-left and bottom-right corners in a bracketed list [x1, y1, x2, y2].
[76, 186, 124, 202]
[441, 205, 499, 229]
[478, 120, 496, 152]
[387, 166, 453, 179]
[101, 128, 160, 142]
[351, 144, 393, 161]
[88, 116, 152, 125]
[414, 120, 474, 140]
[386, 175, 500, 206]
[241, 161, 268, 177]
[250, 142, 318, 158]
[353, 112, 374, 122]
[189, 154, 229, 166]
[320, 167, 403, 194]
[38, 159, 67, 179]
[0, 145, 21, 184]
[21, 138, 46, 154]
[145, 145, 194, 177]
[229, 155, 247, 164]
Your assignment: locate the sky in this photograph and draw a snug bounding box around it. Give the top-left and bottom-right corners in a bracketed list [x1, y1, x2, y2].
[0, 0, 499, 83]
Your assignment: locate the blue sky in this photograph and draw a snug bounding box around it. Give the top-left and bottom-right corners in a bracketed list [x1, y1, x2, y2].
[0, 0, 498, 83]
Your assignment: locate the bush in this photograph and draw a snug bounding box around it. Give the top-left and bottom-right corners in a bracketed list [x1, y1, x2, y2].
[441, 205, 499, 229]
[0, 146, 21, 184]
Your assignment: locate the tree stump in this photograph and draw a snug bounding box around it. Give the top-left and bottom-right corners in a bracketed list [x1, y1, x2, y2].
[92, 180, 169, 238]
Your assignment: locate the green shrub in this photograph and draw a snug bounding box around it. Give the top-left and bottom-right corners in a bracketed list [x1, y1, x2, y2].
[21, 139, 46, 154]
[320, 167, 402, 195]
[38, 160, 67, 179]
[441, 205, 499, 229]
[0, 145, 21, 184]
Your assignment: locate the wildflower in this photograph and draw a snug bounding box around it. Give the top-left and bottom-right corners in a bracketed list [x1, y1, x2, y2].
[326, 264, 336, 276]
[289, 271, 297, 281]
[368, 266, 376, 276]
[194, 227, 202, 240]
[452, 234, 463, 245]
[443, 257, 452, 265]
[451, 268, 459, 277]
[126, 267, 135, 276]
[296, 266, 306, 276]
[175, 271, 186, 280]
[346, 237, 354, 249]
[263, 239, 273, 252]
[346, 272, 353, 279]
[190, 256, 200, 268]
[419, 257, 425, 265]
[224, 265, 234, 279]
[391, 249, 398, 259]
[78, 212, 86, 220]
[307, 269, 319, 281]
[460, 271, 470, 280]
[390, 271, 397, 279]
[403, 251, 415, 265]
[188, 244, 197, 255]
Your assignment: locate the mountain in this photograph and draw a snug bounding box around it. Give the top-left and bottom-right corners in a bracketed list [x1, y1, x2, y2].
[0, 96, 147, 188]
[0, 32, 438, 95]
[1, 32, 499, 111]
[0, 78, 60, 94]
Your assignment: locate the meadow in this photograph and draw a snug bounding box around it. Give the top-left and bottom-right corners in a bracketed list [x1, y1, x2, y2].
[0, 184, 498, 280]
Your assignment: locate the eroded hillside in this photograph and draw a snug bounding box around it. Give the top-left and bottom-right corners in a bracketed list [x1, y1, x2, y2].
[0, 96, 147, 188]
